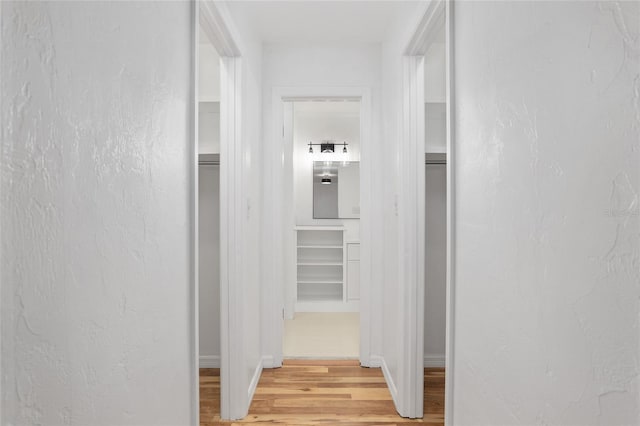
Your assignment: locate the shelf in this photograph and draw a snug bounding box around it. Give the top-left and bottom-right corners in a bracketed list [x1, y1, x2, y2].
[296, 294, 343, 303]
[295, 228, 346, 312]
[297, 279, 343, 284]
[295, 226, 345, 231]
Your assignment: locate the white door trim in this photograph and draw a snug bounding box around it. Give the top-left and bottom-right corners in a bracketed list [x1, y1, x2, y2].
[198, 1, 245, 421]
[404, 0, 455, 424]
[444, 3, 456, 424]
[398, 55, 426, 418]
[265, 86, 374, 368]
[190, 3, 199, 425]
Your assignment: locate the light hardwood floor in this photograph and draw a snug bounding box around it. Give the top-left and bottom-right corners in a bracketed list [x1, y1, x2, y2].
[200, 360, 445, 425]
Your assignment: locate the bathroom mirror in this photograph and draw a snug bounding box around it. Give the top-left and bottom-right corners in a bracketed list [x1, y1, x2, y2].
[313, 161, 360, 219]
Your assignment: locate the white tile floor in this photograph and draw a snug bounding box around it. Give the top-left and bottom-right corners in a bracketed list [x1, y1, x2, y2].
[283, 312, 359, 359]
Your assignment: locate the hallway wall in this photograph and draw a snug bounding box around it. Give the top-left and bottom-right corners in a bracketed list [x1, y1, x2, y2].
[379, 3, 430, 413]
[213, 3, 265, 418]
[452, 1, 640, 424]
[1, 1, 194, 424]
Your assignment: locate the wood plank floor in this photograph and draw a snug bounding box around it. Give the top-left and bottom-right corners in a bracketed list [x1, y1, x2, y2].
[200, 360, 445, 425]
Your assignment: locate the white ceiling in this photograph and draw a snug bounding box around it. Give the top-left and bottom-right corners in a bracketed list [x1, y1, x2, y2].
[224, 1, 423, 44]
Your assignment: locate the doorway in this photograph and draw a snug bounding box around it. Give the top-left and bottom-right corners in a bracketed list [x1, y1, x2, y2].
[282, 100, 361, 359]
[265, 87, 373, 368]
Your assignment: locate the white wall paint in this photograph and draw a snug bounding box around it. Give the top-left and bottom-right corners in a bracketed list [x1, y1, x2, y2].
[1, 2, 194, 424]
[453, 1, 640, 424]
[426, 103, 447, 154]
[293, 102, 361, 242]
[425, 42, 445, 103]
[198, 165, 220, 366]
[198, 102, 220, 154]
[379, 3, 429, 409]
[338, 163, 361, 219]
[215, 4, 264, 416]
[199, 41, 220, 102]
[424, 164, 446, 366]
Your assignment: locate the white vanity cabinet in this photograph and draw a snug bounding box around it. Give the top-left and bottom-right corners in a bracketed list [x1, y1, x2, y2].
[295, 226, 359, 312]
[346, 242, 360, 301]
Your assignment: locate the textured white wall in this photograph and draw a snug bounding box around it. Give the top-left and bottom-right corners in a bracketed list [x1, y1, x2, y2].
[1, 1, 194, 425]
[453, 1, 640, 424]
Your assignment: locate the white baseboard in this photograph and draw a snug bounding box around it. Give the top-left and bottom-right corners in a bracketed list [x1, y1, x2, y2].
[247, 357, 264, 401]
[380, 356, 399, 410]
[368, 354, 383, 368]
[199, 355, 220, 368]
[262, 355, 276, 368]
[424, 354, 446, 368]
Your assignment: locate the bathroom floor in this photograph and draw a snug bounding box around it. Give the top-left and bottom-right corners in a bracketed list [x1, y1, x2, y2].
[283, 312, 359, 358]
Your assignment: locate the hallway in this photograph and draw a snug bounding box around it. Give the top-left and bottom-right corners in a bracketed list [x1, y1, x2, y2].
[200, 361, 444, 425]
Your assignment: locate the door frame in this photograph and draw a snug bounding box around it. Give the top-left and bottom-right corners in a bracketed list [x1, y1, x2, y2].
[197, 1, 244, 421]
[404, 0, 455, 423]
[264, 86, 374, 368]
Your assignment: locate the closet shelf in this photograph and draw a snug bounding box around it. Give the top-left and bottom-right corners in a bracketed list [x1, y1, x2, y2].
[297, 294, 343, 303]
[297, 245, 343, 249]
[297, 279, 343, 284]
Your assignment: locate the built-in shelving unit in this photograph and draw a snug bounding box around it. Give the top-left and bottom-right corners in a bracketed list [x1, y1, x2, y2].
[295, 226, 358, 312]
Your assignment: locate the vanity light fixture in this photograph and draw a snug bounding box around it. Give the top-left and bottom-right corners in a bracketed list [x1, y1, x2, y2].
[307, 140, 348, 154]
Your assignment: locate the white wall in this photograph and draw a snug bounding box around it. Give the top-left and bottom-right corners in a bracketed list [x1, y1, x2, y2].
[379, 3, 429, 410]
[453, 1, 640, 424]
[199, 101, 220, 154]
[424, 164, 446, 367]
[425, 102, 446, 154]
[215, 3, 264, 416]
[198, 165, 220, 366]
[1, 2, 194, 424]
[198, 39, 220, 102]
[293, 102, 361, 242]
[425, 36, 446, 154]
[425, 42, 445, 103]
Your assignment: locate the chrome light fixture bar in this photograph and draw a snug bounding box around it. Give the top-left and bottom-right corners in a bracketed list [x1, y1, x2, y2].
[307, 140, 348, 154]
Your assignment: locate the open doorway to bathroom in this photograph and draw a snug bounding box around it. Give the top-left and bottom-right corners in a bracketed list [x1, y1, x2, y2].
[283, 99, 361, 359]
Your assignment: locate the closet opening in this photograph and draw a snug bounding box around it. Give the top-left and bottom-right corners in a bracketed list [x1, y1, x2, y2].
[420, 5, 448, 421]
[283, 99, 362, 359]
[196, 20, 222, 422]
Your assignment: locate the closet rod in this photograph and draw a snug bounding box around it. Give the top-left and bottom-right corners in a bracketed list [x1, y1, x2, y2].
[198, 153, 220, 166]
[425, 152, 446, 165]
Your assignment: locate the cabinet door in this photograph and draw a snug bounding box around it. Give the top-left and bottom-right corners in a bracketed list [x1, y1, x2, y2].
[347, 260, 360, 300]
